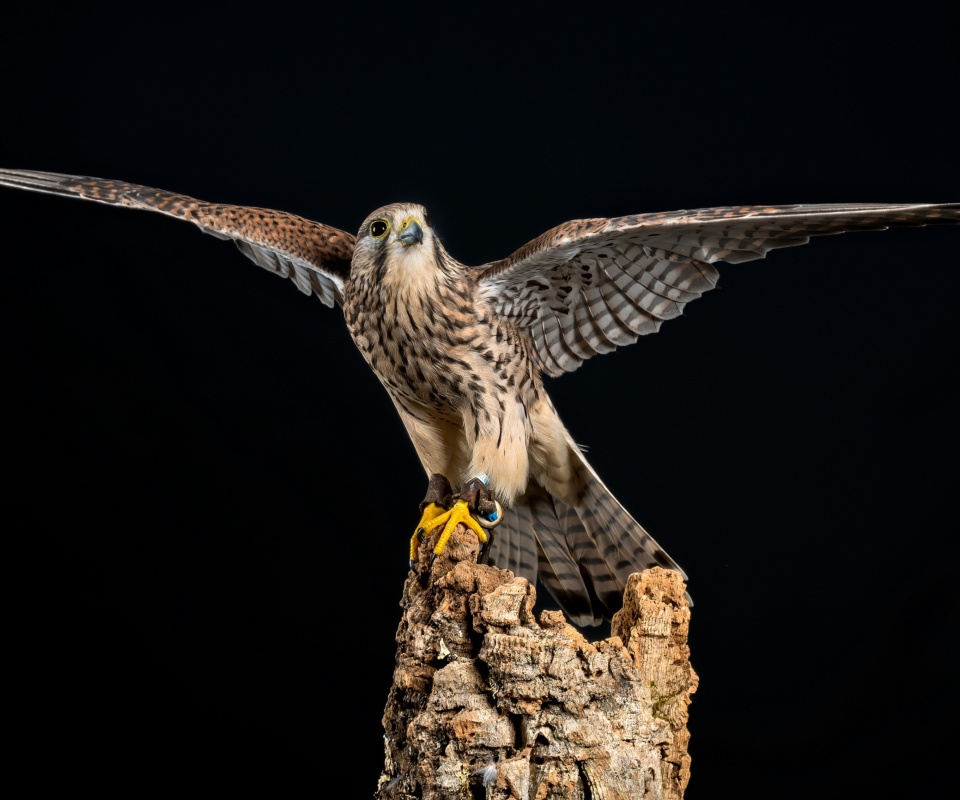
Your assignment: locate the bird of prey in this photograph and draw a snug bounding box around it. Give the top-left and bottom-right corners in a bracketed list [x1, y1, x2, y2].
[2, 168, 957, 625]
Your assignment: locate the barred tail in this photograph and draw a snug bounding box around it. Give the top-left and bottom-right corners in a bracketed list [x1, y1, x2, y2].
[487, 448, 687, 627]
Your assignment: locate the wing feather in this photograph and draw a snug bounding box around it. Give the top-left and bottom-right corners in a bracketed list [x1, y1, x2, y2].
[0, 169, 354, 307]
[478, 202, 959, 377]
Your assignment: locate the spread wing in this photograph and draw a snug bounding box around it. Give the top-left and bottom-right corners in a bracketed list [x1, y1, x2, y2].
[0, 169, 355, 308]
[477, 203, 960, 377]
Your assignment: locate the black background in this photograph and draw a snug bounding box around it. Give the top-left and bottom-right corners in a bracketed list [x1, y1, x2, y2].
[3, 3, 957, 796]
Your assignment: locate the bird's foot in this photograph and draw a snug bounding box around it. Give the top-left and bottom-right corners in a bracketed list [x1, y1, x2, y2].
[422, 499, 490, 561]
[410, 474, 454, 568]
[410, 474, 502, 569]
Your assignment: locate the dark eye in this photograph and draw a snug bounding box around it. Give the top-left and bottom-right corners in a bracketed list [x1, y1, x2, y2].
[369, 219, 389, 238]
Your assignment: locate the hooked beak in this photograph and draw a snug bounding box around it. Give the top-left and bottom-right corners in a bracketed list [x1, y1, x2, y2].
[399, 218, 423, 246]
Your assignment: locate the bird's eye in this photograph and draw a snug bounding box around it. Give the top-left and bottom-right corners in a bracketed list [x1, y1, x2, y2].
[370, 219, 390, 238]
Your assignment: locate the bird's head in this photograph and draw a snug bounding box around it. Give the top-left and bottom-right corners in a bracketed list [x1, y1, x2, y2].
[352, 202, 454, 293]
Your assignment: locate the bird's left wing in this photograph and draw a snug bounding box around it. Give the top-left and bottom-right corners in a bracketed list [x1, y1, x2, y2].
[477, 203, 960, 377]
[0, 169, 355, 307]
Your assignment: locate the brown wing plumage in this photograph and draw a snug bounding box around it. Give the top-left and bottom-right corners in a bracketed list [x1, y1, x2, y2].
[0, 169, 355, 307]
[477, 203, 960, 377]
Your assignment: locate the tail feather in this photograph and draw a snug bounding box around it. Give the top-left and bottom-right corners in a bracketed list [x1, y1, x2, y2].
[554, 498, 623, 623]
[503, 494, 537, 590]
[485, 449, 687, 627]
[486, 483, 601, 626]
[485, 490, 541, 587]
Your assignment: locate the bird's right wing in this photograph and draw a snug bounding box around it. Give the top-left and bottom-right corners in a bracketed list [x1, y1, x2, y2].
[0, 169, 355, 308]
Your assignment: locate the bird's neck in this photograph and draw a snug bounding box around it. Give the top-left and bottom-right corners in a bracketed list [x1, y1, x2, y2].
[383, 246, 463, 307]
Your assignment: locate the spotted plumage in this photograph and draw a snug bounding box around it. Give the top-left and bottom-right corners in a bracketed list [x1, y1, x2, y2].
[2, 168, 958, 625]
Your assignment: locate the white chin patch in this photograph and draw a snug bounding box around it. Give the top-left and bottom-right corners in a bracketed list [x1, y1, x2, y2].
[405, 248, 436, 278]
[386, 242, 436, 296]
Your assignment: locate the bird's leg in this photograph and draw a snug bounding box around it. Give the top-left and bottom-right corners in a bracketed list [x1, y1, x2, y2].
[410, 474, 503, 568]
[455, 475, 502, 529]
[453, 475, 503, 562]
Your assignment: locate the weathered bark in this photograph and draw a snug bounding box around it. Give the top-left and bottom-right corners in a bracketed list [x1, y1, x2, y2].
[377, 524, 697, 799]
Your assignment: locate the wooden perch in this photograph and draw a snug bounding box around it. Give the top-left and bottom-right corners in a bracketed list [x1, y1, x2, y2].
[377, 524, 697, 799]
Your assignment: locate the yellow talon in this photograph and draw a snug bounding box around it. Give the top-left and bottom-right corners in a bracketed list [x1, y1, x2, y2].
[411, 499, 489, 562]
[431, 499, 490, 554]
[410, 501, 449, 561]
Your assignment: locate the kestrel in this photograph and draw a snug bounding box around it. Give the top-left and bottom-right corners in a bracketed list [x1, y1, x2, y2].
[2, 168, 957, 625]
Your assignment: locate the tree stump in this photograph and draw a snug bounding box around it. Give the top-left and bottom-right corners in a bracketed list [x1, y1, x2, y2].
[377, 524, 697, 799]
